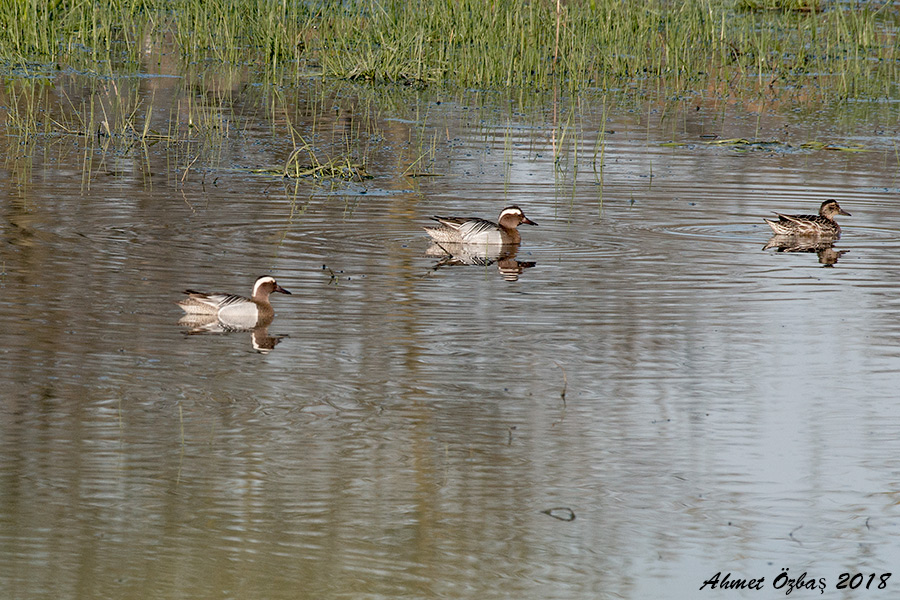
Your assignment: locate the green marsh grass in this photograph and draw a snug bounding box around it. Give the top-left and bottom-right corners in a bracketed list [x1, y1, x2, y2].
[0, 71, 246, 190]
[0, 1, 897, 101]
[305, 0, 899, 101]
[279, 137, 370, 181]
[2, 2, 898, 209]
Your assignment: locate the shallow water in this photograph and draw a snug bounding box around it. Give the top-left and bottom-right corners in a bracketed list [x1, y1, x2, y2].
[2, 72, 900, 599]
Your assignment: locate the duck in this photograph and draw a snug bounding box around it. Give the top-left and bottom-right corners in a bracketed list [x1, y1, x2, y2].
[176, 275, 291, 324]
[764, 199, 850, 237]
[424, 205, 537, 245]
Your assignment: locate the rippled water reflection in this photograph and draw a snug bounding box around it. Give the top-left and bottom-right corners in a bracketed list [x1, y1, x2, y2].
[2, 74, 900, 599]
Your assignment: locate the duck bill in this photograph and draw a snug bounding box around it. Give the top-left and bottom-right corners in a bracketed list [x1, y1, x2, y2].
[839, 208, 851, 216]
[274, 285, 292, 295]
[522, 217, 538, 226]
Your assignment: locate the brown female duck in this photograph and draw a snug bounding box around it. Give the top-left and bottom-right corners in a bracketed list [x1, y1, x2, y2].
[764, 200, 850, 237]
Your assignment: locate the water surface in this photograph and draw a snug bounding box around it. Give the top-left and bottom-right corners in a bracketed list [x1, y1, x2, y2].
[2, 73, 900, 599]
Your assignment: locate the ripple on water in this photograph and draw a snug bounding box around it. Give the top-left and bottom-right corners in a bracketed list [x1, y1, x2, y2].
[6, 86, 900, 600]
[662, 222, 770, 242]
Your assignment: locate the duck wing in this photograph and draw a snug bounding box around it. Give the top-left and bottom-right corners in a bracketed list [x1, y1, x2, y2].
[770, 213, 839, 236]
[183, 291, 248, 310]
[773, 212, 818, 224]
[456, 218, 499, 238]
[430, 215, 469, 230]
[430, 216, 499, 239]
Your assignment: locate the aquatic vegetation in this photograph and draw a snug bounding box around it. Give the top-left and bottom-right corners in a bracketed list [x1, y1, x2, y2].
[0, 0, 895, 101]
[699, 138, 869, 153]
[1, 0, 898, 199]
[737, 0, 822, 12]
[275, 139, 370, 181]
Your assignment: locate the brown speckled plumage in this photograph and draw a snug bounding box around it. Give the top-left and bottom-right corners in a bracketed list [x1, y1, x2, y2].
[764, 200, 850, 237]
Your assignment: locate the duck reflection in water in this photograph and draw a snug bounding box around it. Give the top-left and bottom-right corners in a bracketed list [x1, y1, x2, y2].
[763, 235, 849, 266]
[426, 242, 536, 281]
[176, 275, 291, 353]
[178, 315, 287, 353]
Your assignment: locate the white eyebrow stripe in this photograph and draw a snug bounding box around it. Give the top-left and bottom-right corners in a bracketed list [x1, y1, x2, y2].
[253, 276, 276, 296]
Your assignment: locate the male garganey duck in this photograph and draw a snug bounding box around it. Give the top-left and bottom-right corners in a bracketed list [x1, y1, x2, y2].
[176, 275, 291, 324]
[424, 205, 537, 245]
